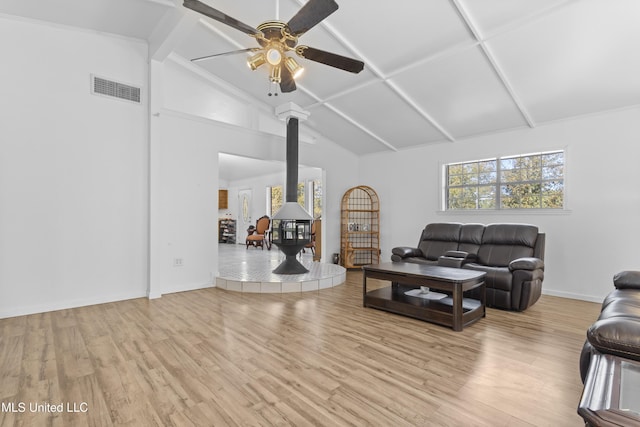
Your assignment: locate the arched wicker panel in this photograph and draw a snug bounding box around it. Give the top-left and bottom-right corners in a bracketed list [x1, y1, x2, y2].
[340, 186, 380, 268]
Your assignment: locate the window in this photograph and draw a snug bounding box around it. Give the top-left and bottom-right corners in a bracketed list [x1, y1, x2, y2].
[267, 179, 322, 218]
[445, 151, 564, 210]
[311, 179, 322, 219]
[297, 182, 305, 208]
[269, 185, 283, 216]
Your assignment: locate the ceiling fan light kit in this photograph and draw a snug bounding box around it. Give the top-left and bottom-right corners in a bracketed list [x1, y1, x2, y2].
[247, 52, 266, 71]
[270, 65, 282, 84]
[285, 57, 304, 79]
[182, 0, 364, 94]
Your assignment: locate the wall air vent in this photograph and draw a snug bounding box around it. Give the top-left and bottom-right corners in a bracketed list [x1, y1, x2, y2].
[91, 75, 141, 104]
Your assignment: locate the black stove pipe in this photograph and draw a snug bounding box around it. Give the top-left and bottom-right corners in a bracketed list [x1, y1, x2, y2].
[286, 117, 299, 203]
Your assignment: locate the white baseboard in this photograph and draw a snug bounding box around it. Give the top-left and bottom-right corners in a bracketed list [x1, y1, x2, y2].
[0, 291, 147, 320]
[159, 281, 214, 296]
[542, 288, 604, 303]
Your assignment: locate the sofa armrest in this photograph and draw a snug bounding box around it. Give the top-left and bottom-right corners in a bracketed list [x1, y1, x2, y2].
[509, 257, 544, 271]
[442, 250, 469, 259]
[437, 250, 477, 268]
[391, 246, 423, 259]
[613, 271, 640, 290]
[587, 318, 640, 361]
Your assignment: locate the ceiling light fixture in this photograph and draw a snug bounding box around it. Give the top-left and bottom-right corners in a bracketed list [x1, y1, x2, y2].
[270, 65, 282, 83]
[284, 57, 304, 79]
[266, 48, 282, 66]
[247, 52, 266, 70]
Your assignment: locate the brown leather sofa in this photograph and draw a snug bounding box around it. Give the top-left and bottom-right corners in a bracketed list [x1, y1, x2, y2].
[391, 222, 545, 311]
[579, 271, 640, 382]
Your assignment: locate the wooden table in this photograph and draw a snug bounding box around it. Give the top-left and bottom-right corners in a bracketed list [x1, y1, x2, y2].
[362, 262, 486, 331]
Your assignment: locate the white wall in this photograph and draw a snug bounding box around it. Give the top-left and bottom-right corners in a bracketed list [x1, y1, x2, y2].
[0, 18, 149, 317]
[359, 107, 640, 302]
[151, 114, 220, 294]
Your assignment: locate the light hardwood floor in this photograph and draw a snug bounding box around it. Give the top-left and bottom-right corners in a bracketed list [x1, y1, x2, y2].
[0, 272, 601, 426]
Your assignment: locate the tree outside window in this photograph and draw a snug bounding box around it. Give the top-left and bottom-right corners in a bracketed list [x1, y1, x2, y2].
[446, 151, 564, 210]
[312, 179, 322, 219]
[297, 182, 305, 208]
[270, 185, 283, 215]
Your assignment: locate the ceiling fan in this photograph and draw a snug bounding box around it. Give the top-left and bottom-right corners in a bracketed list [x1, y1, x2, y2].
[182, 0, 365, 94]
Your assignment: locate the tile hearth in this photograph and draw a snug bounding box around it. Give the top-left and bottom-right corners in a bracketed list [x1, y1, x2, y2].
[216, 243, 346, 293]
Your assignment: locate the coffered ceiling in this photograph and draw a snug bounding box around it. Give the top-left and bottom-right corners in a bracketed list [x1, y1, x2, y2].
[2, 0, 639, 156]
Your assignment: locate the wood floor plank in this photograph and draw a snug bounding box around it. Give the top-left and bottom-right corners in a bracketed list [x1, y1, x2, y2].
[0, 335, 24, 400]
[60, 374, 113, 427]
[0, 271, 602, 426]
[52, 325, 94, 381]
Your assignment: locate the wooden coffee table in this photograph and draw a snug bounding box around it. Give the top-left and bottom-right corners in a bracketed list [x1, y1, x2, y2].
[362, 262, 486, 331]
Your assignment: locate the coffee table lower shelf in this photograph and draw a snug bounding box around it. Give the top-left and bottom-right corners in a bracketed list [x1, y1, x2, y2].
[362, 263, 486, 331]
[365, 284, 484, 331]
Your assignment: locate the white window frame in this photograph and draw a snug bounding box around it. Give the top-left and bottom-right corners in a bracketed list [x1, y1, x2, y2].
[441, 149, 568, 212]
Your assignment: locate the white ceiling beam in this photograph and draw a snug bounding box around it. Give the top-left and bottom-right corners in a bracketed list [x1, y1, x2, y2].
[298, 81, 398, 151]
[304, 78, 379, 109]
[480, 0, 579, 42]
[291, 0, 454, 147]
[479, 42, 537, 127]
[450, 0, 580, 130]
[385, 40, 479, 80]
[323, 102, 399, 152]
[451, 0, 536, 128]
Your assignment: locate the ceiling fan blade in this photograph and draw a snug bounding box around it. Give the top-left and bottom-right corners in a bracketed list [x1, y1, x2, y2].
[296, 46, 364, 73]
[191, 48, 259, 62]
[280, 66, 297, 93]
[183, 0, 261, 36]
[286, 0, 339, 36]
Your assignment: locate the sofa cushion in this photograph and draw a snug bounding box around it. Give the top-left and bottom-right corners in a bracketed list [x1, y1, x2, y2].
[602, 289, 640, 311]
[599, 298, 640, 320]
[463, 264, 513, 291]
[477, 224, 539, 267]
[458, 223, 485, 255]
[417, 223, 463, 261]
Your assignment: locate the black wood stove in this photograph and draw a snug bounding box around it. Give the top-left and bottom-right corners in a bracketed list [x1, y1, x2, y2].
[272, 105, 313, 274]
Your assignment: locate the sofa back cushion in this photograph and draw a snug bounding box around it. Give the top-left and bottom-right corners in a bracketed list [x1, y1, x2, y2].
[417, 223, 463, 261]
[477, 224, 539, 267]
[458, 223, 485, 255]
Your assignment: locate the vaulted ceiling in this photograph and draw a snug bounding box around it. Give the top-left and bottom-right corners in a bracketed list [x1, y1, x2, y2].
[2, 0, 639, 156]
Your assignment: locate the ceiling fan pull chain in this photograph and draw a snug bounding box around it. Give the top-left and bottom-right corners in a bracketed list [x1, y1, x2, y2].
[268, 80, 279, 97]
